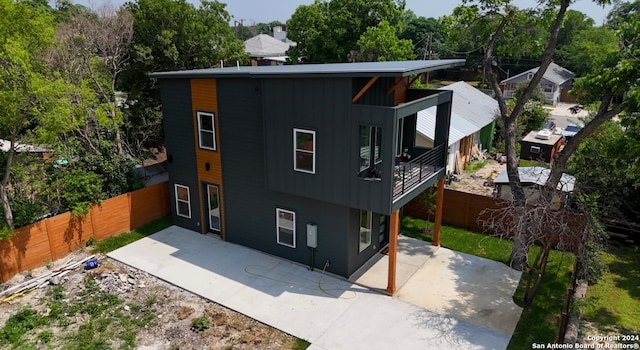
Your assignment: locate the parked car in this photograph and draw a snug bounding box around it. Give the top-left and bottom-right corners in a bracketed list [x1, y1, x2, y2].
[562, 123, 582, 140]
[542, 121, 556, 131]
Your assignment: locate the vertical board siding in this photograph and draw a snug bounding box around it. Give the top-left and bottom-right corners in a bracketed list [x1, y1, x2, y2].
[160, 79, 199, 231]
[191, 79, 225, 236]
[218, 79, 352, 276]
[263, 78, 353, 206]
[0, 182, 171, 282]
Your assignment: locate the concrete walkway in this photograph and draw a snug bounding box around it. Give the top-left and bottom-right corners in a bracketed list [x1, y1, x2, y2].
[108, 226, 512, 349]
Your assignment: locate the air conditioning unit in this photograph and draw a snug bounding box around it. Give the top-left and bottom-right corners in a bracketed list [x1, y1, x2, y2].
[535, 129, 551, 140]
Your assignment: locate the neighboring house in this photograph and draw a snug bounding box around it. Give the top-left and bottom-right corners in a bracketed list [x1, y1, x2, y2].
[501, 62, 575, 105]
[520, 130, 563, 163]
[151, 59, 463, 282]
[0, 139, 52, 160]
[494, 166, 575, 204]
[416, 81, 498, 174]
[244, 33, 295, 66]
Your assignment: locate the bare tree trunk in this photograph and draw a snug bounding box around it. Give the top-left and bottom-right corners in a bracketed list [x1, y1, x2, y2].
[482, 1, 570, 269]
[524, 245, 551, 305]
[1, 140, 16, 229]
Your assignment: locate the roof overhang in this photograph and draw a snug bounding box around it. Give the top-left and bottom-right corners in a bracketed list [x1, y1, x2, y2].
[150, 59, 466, 79]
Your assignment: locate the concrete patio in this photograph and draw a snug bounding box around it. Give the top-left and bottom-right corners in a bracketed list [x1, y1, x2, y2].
[350, 235, 523, 336]
[108, 226, 521, 349]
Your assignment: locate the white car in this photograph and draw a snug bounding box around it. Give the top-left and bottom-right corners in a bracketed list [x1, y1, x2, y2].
[562, 123, 582, 140]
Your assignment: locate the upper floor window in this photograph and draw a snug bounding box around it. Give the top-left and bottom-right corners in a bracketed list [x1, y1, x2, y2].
[359, 125, 382, 175]
[197, 111, 216, 151]
[175, 184, 191, 218]
[294, 128, 315, 173]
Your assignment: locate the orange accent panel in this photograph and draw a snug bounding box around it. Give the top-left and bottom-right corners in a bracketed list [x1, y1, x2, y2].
[393, 77, 408, 106]
[191, 79, 225, 238]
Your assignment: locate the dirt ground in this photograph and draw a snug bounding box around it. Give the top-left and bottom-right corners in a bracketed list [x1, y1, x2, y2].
[446, 159, 506, 196]
[0, 251, 301, 349]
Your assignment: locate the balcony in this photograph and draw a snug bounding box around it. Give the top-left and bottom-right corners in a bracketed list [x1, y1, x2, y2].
[393, 144, 445, 202]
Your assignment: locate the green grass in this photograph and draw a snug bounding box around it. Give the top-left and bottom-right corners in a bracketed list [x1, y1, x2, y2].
[92, 216, 171, 253]
[292, 339, 311, 350]
[401, 216, 576, 349]
[519, 159, 549, 168]
[402, 216, 511, 262]
[0, 275, 157, 349]
[465, 160, 489, 174]
[580, 245, 640, 333]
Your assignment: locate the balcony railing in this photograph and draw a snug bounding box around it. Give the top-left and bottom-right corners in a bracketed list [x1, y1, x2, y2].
[393, 144, 445, 201]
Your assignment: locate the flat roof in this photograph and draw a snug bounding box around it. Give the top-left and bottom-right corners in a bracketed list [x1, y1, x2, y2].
[521, 130, 563, 145]
[150, 59, 466, 79]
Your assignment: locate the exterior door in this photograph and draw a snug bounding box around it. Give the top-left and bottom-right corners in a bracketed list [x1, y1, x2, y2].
[204, 184, 221, 234]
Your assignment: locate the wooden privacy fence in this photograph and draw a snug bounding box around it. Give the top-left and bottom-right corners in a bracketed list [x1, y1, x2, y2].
[404, 188, 581, 251]
[405, 189, 502, 233]
[0, 182, 171, 283]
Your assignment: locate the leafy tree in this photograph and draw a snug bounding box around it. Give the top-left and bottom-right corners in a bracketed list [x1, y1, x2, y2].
[286, 0, 405, 63]
[121, 0, 247, 150]
[442, 3, 554, 71]
[0, 0, 77, 229]
[399, 12, 446, 59]
[50, 168, 104, 216]
[465, 0, 609, 272]
[557, 26, 617, 76]
[520, 100, 550, 135]
[557, 9, 595, 47]
[355, 20, 414, 61]
[568, 121, 640, 223]
[606, 0, 640, 28]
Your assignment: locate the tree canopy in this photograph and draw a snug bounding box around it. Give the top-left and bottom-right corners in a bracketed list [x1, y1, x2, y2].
[286, 0, 406, 63]
[0, 0, 77, 229]
[120, 0, 247, 151]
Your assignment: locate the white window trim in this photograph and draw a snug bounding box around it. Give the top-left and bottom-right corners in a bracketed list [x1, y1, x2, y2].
[531, 146, 541, 154]
[374, 126, 382, 165]
[395, 119, 404, 157]
[197, 111, 216, 151]
[293, 128, 316, 174]
[174, 184, 191, 218]
[207, 184, 221, 232]
[276, 208, 296, 248]
[359, 125, 371, 172]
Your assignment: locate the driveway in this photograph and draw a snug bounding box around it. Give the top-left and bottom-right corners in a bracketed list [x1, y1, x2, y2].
[548, 102, 588, 129]
[108, 226, 516, 349]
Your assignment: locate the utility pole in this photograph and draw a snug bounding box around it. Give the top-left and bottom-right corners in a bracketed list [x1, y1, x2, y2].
[421, 32, 433, 84]
[234, 19, 245, 39]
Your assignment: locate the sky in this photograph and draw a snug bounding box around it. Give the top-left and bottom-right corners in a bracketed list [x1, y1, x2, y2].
[223, 0, 614, 26]
[75, 0, 614, 25]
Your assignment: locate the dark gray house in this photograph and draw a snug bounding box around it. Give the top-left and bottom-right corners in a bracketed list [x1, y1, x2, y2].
[151, 60, 464, 289]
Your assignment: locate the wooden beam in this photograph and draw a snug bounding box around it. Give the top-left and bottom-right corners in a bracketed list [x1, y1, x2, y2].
[386, 77, 407, 95]
[352, 76, 379, 103]
[432, 177, 445, 247]
[386, 209, 400, 294]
